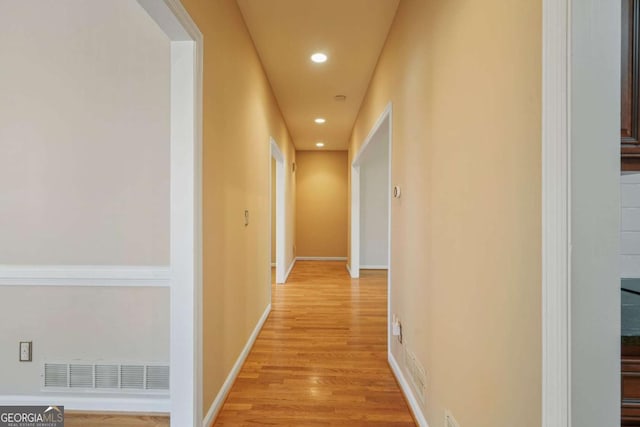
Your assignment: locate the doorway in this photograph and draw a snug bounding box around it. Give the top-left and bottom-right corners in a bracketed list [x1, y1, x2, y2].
[350, 104, 392, 279]
[271, 138, 286, 284]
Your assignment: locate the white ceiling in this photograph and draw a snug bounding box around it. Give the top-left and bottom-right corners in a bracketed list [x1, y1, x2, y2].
[236, 0, 400, 150]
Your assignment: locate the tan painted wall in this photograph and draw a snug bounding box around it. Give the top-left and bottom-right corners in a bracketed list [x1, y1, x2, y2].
[348, 0, 542, 425]
[180, 0, 297, 411]
[296, 151, 348, 258]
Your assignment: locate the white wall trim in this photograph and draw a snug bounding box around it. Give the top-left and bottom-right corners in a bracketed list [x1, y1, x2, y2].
[0, 265, 170, 287]
[360, 265, 388, 270]
[137, 1, 204, 425]
[350, 102, 393, 352]
[271, 138, 287, 284]
[350, 102, 393, 280]
[1, 394, 170, 413]
[541, 0, 571, 424]
[202, 304, 271, 426]
[388, 351, 428, 427]
[345, 263, 352, 275]
[284, 258, 296, 282]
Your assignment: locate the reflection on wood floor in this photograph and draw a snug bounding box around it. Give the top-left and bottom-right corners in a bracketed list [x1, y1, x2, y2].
[213, 261, 415, 426]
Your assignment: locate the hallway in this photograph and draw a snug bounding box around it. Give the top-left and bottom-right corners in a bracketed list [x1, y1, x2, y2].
[213, 262, 415, 426]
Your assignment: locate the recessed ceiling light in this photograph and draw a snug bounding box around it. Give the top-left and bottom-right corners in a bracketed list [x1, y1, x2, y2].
[311, 52, 328, 63]
[316, 142, 325, 148]
[314, 118, 326, 124]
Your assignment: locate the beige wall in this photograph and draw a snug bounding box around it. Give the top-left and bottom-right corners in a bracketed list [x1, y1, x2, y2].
[348, 0, 542, 425]
[296, 151, 348, 258]
[0, 0, 170, 395]
[180, 0, 297, 411]
[0, 0, 169, 265]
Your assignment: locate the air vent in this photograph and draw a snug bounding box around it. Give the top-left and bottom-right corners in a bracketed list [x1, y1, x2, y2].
[44, 363, 68, 388]
[121, 365, 145, 389]
[70, 364, 93, 388]
[95, 364, 119, 389]
[404, 348, 426, 403]
[146, 365, 169, 390]
[43, 362, 168, 393]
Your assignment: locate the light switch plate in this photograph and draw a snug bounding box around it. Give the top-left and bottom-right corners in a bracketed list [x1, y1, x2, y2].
[19, 341, 32, 362]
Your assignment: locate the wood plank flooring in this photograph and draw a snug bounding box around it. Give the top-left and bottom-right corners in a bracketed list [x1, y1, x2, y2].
[65, 412, 169, 427]
[213, 261, 415, 426]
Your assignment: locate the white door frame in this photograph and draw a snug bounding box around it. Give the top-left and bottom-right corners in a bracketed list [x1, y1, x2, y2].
[271, 138, 286, 284]
[350, 103, 393, 353]
[136, 1, 203, 425]
[350, 102, 392, 279]
[541, 0, 570, 424]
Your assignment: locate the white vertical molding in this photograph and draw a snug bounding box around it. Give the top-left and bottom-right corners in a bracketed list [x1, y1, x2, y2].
[137, 1, 203, 425]
[270, 138, 286, 284]
[350, 102, 393, 279]
[350, 166, 361, 278]
[170, 40, 199, 427]
[542, 0, 571, 424]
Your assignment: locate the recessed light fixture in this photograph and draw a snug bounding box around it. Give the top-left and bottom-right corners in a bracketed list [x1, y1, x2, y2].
[314, 118, 326, 124]
[316, 142, 325, 148]
[311, 52, 328, 63]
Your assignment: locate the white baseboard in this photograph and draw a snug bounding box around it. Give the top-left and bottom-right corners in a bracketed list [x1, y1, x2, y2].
[360, 265, 388, 270]
[295, 257, 347, 261]
[388, 351, 429, 427]
[0, 394, 169, 413]
[202, 303, 271, 426]
[284, 258, 296, 282]
[345, 263, 352, 275]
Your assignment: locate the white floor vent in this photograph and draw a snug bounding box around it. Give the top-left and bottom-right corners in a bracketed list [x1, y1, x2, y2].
[404, 349, 426, 403]
[44, 363, 169, 393]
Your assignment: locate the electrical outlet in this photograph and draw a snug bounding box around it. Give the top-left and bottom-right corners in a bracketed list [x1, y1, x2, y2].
[244, 209, 249, 226]
[19, 341, 32, 362]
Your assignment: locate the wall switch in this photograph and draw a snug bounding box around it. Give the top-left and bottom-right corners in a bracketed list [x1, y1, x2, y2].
[19, 341, 32, 362]
[445, 410, 461, 427]
[392, 316, 403, 343]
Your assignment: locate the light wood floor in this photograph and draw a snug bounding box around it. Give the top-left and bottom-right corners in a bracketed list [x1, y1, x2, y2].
[213, 261, 415, 426]
[65, 412, 168, 427]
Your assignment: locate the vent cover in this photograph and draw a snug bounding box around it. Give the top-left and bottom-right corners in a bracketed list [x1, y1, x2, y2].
[95, 364, 119, 389]
[70, 364, 93, 388]
[146, 365, 170, 390]
[404, 348, 426, 403]
[121, 365, 145, 389]
[44, 363, 68, 388]
[43, 362, 168, 393]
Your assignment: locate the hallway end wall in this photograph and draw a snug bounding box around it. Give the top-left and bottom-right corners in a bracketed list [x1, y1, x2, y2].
[295, 151, 348, 258]
[348, 0, 542, 425]
[180, 0, 297, 414]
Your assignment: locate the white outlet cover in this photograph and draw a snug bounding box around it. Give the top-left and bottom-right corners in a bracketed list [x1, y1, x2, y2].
[19, 341, 31, 362]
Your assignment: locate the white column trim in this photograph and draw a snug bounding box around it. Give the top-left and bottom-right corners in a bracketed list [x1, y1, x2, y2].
[542, 0, 571, 424]
[271, 138, 287, 285]
[137, 1, 204, 426]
